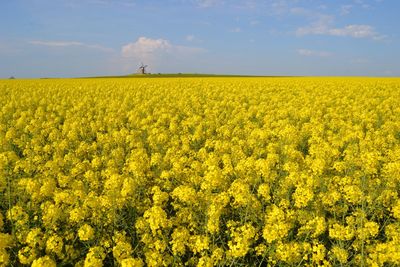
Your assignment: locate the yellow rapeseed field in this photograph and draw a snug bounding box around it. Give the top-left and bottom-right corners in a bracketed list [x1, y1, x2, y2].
[1, 77, 400, 266]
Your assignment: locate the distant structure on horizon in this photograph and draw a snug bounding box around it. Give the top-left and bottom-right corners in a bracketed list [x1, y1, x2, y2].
[138, 63, 148, 74]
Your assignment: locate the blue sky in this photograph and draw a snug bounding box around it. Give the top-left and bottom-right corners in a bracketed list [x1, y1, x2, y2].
[1, 0, 399, 77]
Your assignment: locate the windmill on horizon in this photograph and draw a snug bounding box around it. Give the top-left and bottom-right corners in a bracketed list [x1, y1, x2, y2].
[138, 63, 148, 74]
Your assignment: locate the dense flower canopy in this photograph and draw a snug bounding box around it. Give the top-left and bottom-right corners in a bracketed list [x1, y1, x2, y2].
[1, 77, 400, 266]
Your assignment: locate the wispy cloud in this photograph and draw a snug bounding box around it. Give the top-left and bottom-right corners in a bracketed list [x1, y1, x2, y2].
[281, 2, 387, 41]
[340, 5, 353, 15]
[29, 40, 114, 52]
[328, 25, 382, 39]
[88, 0, 135, 7]
[30, 40, 82, 47]
[186, 35, 195, 41]
[350, 58, 370, 64]
[290, 6, 314, 16]
[195, 0, 222, 8]
[295, 14, 334, 35]
[270, 0, 290, 15]
[297, 49, 332, 57]
[249, 20, 259, 26]
[230, 27, 242, 33]
[296, 14, 386, 40]
[354, 0, 371, 9]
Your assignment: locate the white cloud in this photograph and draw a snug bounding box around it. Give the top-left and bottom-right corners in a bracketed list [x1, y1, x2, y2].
[297, 49, 332, 57]
[121, 37, 206, 72]
[121, 37, 171, 58]
[29, 40, 114, 52]
[121, 37, 204, 58]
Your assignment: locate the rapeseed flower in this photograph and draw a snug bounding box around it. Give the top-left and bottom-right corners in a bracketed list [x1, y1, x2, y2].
[2, 77, 400, 265]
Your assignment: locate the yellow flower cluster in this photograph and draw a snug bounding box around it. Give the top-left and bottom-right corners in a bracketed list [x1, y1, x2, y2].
[1, 77, 400, 266]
